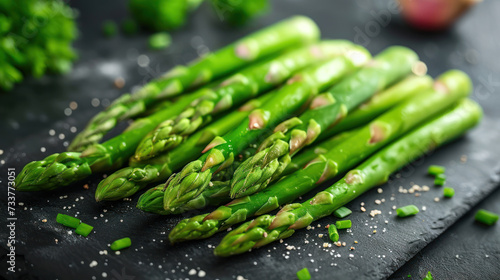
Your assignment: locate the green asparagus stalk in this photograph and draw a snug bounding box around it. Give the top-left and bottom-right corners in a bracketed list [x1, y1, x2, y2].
[214, 98, 482, 256]
[95, 93, 272, 201]
[161, 48, 371, 212]
[133, 40, 358, 161]
[282, 129, 358, 176]
[14, 89, 214, 191]
[230, 46, 419, 198]
[284, 74, 433, 174]
[137, 148, 256, 215]
[167, 70, 471, 243]
[68, 16, 320, 152]
[137, 74, 432, 214]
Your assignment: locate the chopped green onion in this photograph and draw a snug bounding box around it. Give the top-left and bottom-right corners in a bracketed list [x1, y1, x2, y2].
[122, 19, 138, 35]
[396, 205, 419, 218]
[296, 268, 311, 280]
[102, 20, 118, 37]
[328, 224, 339, 242]
[475, 209, 499, 226]
[56, 213, 81, 228]
[423, 271, 433, 280]
[149, 32, 172, 50]
[110, 237, 132, 251]
[333, 207, 352, 218]
[428, 165, 445, 176]
[434, 174, 446, 186]
[75, 223, 93, 237]
[443, 187, 455, 198]
[335, 220, 352, 229]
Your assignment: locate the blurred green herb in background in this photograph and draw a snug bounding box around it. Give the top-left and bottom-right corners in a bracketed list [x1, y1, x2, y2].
[128, 0, 269, 31]
[0, 0, 78, 91]
[210, 0, 269, 26]
[129, 0, 204, 31]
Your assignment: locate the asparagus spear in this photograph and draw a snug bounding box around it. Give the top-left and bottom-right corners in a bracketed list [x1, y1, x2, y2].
[68, 16, 320, 152]
[230, 46, 419, 198]
[167, 70, 471, 243]
[137, 74, 432, 213]
[215, 98, 482, 256]
[95, 93, 272, 201]
[284, 74, 433, 174]
[14, 89, 212, 191]
[162, 48, 371, 212]
[133, 41, 358, 161]
[137, 148, 256, 215]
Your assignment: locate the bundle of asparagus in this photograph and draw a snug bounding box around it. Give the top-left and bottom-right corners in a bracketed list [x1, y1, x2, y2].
[14, 16, 482, 260]
[15, 16, 322, 191]
[167, 70, 471, 243]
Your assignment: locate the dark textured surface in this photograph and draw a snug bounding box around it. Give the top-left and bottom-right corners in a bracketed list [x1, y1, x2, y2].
[1, 0, 499, 279]
[391, 186, 500, 280]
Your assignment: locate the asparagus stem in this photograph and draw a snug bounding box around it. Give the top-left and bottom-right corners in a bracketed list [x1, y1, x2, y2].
[137, 73, 432, 213]
[214, 98, 482, 256]
[230, 46, 420, 198]
[68, 16, 321, 152]
[95, 93, 272, 201]
[284, 74, 433, 175]
[133, 41, 358, 161]
[161, 47, 371, 212]
[167, 70, 472, 243]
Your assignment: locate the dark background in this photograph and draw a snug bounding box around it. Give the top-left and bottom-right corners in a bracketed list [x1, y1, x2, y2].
[1, 0, 499, 279]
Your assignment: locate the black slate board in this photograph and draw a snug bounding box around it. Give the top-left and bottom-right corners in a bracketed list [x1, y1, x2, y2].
[391, 184, 500, 279]
[1, 0, 500, 279]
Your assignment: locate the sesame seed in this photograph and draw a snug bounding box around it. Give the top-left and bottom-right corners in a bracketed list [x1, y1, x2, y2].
[91, 98, 100, 107]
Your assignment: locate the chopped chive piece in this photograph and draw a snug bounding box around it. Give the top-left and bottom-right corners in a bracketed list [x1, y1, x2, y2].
[328, 224, 339, 242]
[75, 223, 93, 237]
[423, 271, 433, 280]
[296, 268, 311, 280]
[475, 209, 499, 226]
[443, 187, 455, 198]
[428, 165, 445, 176]
[122, 19, 138, 35]
[333, 207, 352, 218]
[335, 220, 352, 229]
[110, 237, 132, 251]
[434, 178, 445, 186]
[396, 205, 419, 218]
[149, 32, 171, 50]
[435, 173, 446, 180]
[56, 213, 81, 228]
[434, 174, 446, 186]
[102, 20, 118, 37]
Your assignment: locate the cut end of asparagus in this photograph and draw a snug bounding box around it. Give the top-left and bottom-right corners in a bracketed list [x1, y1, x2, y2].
[14, 152, 92, 191]
[168, 214, 221, 243]
[163, 160, 213, 211]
